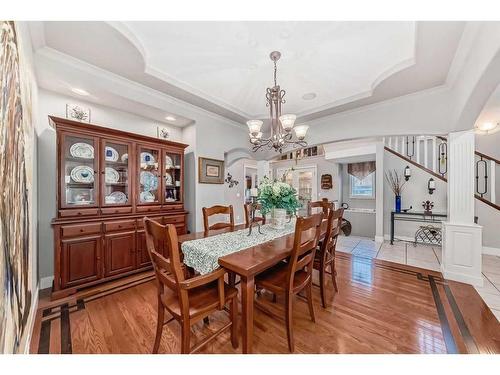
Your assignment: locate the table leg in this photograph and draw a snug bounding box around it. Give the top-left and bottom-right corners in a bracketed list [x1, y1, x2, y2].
[390, 212, 395, 245]
[240, 275, 254, 354]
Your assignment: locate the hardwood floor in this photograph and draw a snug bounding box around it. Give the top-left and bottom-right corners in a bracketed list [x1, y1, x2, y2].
[30, 253, 500, 354]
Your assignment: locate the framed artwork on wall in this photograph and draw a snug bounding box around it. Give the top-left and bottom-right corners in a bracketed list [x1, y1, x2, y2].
[157, 126, 170, 139]
[198, 157, 224, 184]
[66, 104, 91, 123]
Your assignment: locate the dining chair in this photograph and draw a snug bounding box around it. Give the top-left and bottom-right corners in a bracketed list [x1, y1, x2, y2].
[307, 198, 332, 217]
[254, 212, 324, 352]
[244, 203, 266, 227]
[202, 205, 235, 232]
[144, 218, 239, 354]
[314, 206, 344, 308]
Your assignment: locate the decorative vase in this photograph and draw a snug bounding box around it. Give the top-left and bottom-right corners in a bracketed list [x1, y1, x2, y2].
[395, 195, 401, 212]
[270, 208, 286, 230]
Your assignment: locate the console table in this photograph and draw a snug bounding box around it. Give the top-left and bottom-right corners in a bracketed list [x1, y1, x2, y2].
[390, 210, 447, 245]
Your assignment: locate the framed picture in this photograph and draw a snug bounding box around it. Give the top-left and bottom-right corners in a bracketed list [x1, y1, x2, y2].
[157, 126, 170, 139]
[66, 104, 91, 123]
[198, 157, 224, 184]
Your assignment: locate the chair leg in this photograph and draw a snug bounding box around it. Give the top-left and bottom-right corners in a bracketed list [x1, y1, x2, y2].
[181, 319, 191, 354]
[285, 294, 294, 352]
[153, 296, 164, 354]
[319, 259, 327, 308]
[306, 282, 316, 323]
[230, 296, 239, 349]
[331, 261, 338, 293]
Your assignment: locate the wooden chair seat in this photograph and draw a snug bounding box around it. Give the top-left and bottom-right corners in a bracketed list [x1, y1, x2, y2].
[256, 262, 309, 295]
[161, 281, 238, 320]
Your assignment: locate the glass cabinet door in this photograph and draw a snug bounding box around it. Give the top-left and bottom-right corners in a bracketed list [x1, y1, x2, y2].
[101, 139, 131, 206]
[61, 133, 99, 208]
[163, 150, 182, 203]
[137, 145, 161, 205]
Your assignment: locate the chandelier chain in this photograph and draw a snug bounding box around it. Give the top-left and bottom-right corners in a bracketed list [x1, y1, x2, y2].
[273, 60, 277, 87]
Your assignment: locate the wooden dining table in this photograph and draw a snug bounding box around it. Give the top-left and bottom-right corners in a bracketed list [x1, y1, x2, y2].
[178, 219, 327, 354]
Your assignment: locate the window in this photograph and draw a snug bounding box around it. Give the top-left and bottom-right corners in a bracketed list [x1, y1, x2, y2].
[350, 172, 375, 199]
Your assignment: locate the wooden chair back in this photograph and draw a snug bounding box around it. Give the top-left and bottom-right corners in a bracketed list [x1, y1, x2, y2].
[308, 198, 333, 216]
[202, 205, 235, 232]
[286, 213, 324, 290]
[244, 203, 266, 226]
[144, 218, 188, 310]
[329, 208, 345, 251]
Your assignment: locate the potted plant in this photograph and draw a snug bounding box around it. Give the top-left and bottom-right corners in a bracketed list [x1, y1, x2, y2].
[257, 176, 300, 229]
[385, 169, 407, 213]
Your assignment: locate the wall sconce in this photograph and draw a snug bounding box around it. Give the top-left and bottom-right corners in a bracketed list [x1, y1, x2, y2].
[428, 178, 436, 194]
[224, 173, 239, 188]
[404, 165, 411, 181]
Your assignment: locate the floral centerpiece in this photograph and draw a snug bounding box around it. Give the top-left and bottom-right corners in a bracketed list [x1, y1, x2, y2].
[257, 176, 300, 229]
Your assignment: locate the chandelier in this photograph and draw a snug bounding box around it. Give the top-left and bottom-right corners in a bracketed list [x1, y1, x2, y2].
[247, 51, 309, 153]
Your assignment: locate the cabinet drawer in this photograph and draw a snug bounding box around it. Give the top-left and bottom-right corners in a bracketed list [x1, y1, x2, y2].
[104, 220, 136, 232]
[62, 222, 102, 238]
[164, 215, 185, 224]
[137, 216, 163, 229]
[101, 207, 133, 215]
[164, 204, 183, 211]
[137, 205, 162, 213]
[59, 208, 99, 218]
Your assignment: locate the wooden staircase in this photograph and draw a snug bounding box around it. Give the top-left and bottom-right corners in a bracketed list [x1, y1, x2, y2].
[384, 135, 500, 211]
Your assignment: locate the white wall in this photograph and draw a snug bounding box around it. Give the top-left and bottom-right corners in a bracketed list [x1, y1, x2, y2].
[36, 89, 184, 283]
[383, 151, 448, 240]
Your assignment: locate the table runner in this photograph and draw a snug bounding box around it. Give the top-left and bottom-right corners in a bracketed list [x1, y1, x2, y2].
[181, 219, 297, 275]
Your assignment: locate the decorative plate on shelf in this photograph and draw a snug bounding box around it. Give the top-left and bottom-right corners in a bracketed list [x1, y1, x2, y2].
[165, 172, 173, 185]
[140, 171, 158, 191]
[105, 167, 120, 183]
[105, 146, 119, 162]
[140, 152, 155, 165]
[105, 191, 127, 204]
[121, 153, 128, 163]
[164, 155, 173, 168]
[140, 191, 155, 202]
[70, 165, 94, 183]
[70, 142, 94, 159]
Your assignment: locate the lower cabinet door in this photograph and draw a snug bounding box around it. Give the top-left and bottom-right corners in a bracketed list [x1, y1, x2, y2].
[136, 230, 152, 268]
[61, 235, 102, 289]
[104, 231, 136, 277]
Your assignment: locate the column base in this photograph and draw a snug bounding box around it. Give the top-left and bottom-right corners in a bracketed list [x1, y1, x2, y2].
[442, 221, 483, 287]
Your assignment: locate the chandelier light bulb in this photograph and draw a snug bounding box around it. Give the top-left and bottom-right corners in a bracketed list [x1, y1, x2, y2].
[294, 125, 309, 140]
[279, 114, 296, 132]
[247, 120, 263, 135]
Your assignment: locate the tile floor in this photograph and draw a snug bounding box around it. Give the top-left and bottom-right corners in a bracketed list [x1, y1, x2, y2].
[336, 235, 500, 322]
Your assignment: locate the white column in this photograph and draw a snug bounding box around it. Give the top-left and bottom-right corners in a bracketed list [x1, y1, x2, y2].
[400, 136, 405, 155]
[388, 137, 393, 150]
[490, 160, 496, 204]
[394, 137, 399, 153]
[432, 137, 437, 172]
[375, 141, 384, 243]
[442, 130, 483, 286]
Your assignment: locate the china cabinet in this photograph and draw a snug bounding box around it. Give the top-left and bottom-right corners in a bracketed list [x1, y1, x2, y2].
[50, 116, 188, 299]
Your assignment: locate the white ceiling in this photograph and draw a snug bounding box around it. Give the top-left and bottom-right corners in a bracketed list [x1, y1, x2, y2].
[30, 21, 466, 127]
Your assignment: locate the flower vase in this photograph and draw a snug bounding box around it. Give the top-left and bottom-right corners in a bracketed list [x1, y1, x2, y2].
[270, 208, 286, 230]
[395, 195, 401, 212]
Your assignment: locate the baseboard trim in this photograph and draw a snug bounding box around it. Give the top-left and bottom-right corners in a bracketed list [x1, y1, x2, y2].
[40, 276, 54, 290]
[442, 268, 484, 287]
[383, 234, 415, 243]
[483, 246, 500, 256]
[17, 285, 39, 353]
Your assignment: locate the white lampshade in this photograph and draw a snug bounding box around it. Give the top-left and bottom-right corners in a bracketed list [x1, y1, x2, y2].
[279, 114, 296, 132]
[294, 125, 309, 140]
[247, 120, 263, 135]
